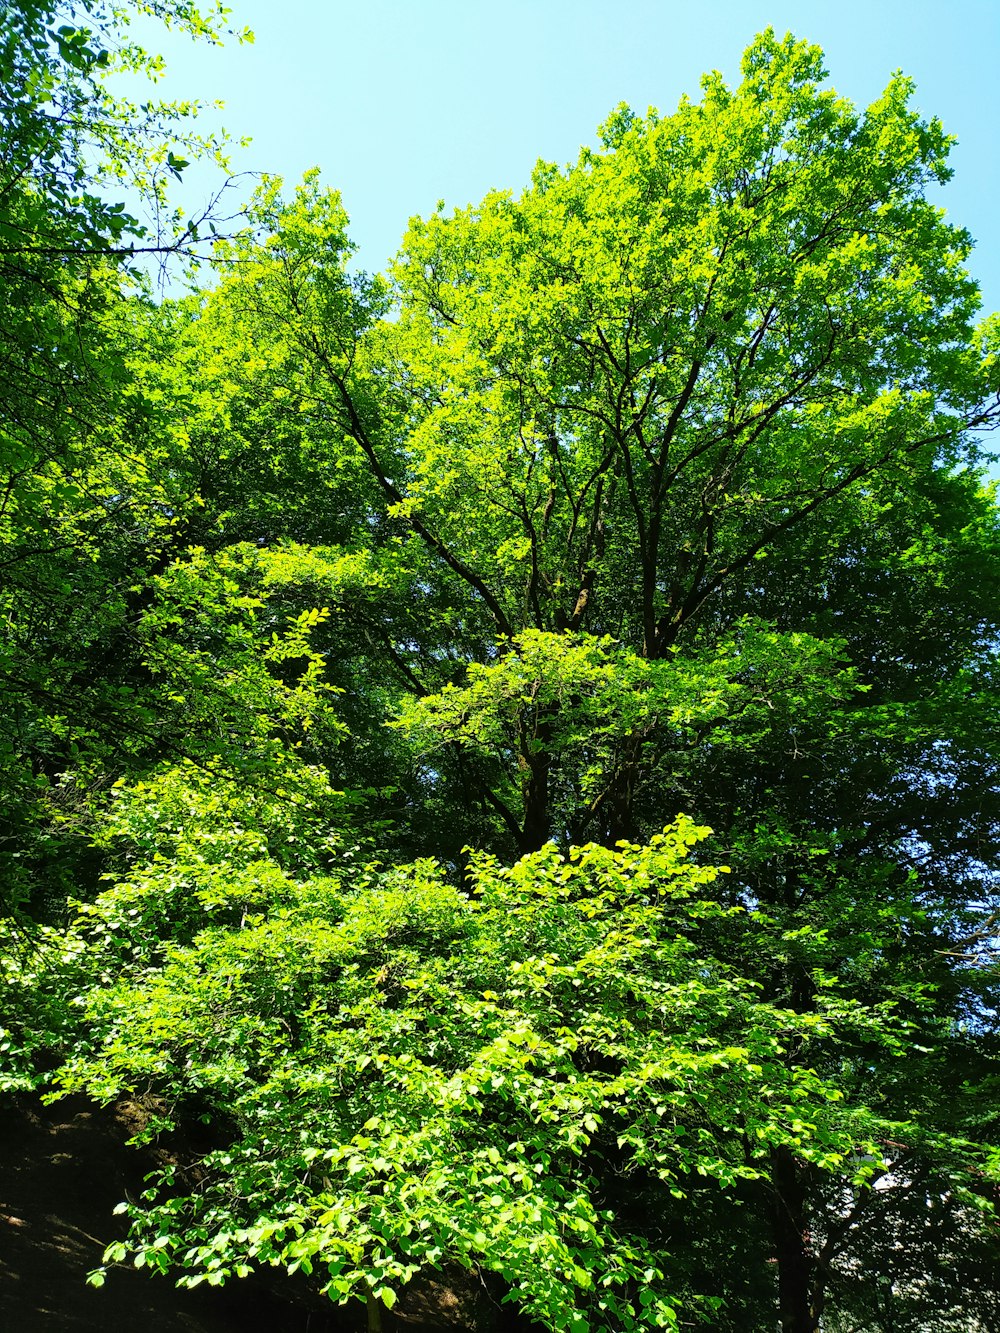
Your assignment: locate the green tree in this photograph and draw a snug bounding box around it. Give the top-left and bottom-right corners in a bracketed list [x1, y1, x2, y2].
[48, 806, 921, 1332]
[157, 30, 999, 1330]
[0, 0, 271, 918]
[5, 25, 1000, 1333]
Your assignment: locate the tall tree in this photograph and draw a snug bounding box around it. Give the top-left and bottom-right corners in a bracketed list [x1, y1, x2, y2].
[6, 27, 1000, 1333]
[156, 31, 1000, 1329]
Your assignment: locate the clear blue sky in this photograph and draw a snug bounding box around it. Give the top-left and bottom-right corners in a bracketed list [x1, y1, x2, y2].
[128, 0, 1000, 316]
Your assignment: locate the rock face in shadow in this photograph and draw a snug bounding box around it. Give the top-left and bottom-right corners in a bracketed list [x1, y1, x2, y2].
[0, 1095, 524, 1332]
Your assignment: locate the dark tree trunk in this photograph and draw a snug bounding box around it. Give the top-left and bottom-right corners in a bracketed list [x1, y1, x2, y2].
[517, 705, 553, 853]
[771, 1146, 820, 1333]
[519, 750, 551, 852]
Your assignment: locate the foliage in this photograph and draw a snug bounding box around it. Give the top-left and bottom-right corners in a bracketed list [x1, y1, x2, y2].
[2, 19, 1000, 1333]
[47, 812, 951, 1331]
[394, 625, 864, 851]
[0, 0, 255, 918]
[1, 0, 249, 262]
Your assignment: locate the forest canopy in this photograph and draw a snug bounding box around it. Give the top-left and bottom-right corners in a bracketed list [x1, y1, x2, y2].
[2, 9, 1000, 1333]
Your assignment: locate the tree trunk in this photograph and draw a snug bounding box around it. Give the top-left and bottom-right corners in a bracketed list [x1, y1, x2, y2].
[518, 707, 553, 853]
[519, 750, 551, 852]
[771, 1146, 820, 1333]
[366, 1289, 382, 1333]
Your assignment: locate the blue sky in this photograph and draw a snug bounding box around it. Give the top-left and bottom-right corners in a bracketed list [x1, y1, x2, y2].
[128, 0, 1000, 316]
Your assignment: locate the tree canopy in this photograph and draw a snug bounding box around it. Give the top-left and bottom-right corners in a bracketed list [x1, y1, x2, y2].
[2, 19, 1000, 1333]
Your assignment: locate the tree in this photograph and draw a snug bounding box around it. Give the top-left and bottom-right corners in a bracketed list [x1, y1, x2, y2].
[5, 26, 1000, 1333]
[162, 32, 1000, 1328]
[49, 800, 920, 1333]
[0, 0, 264, 919]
